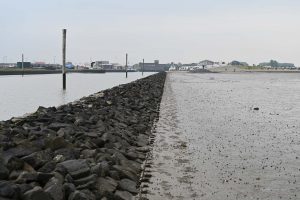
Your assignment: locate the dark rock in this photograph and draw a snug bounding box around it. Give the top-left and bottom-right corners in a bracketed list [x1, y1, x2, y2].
[96, 177, 118, 197]
[48, 123, 72, 131]
[118, 179, 138, 194]
[81, 149, 96, 159]
[253, 107, 259, 110]
[23, 186, 53, 200]
[124, 152, 138, 160]
[0, 162, 9, 180]
[101, 132, 116, 143]
[65, 174, 74, 183]
[84, 132, 99, 138]
[114, 190, 133, 200]
[112, 165, 138, 182]
[73, 174, 97, 186]
[68, 190, 95, 200]
[76, 180, 95, 190]
[15, 172, 37, 183]
[36, 172, 54, 185]
[3, 146, 37, 159]
[69, 167, 90, 180]
[57, 127, 75, 138]
[44, 177, 63, 200]
[109, 170, 120, 180]
[18, 183, 33, 194]
[53, 172, 64, 184]
[111, 152, 127, 165]
[8, 170, 22, 180]
[0, 181, 18, 198]
[56, 159, 89, 173]
[4, 156, 24, 171]
[91, 138, 105, 148]
[54, 148, 80, 160]
[99, 161, 110, 177]
[63, 183, 75, 199]
[22, 149, 53, 169]
[45, 137, 69, 151]
[38, 161, 56, 173]
[81, 189, 96, 200]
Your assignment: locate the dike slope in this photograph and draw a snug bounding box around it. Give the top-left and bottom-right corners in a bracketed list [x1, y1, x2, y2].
[0, 72, 166, 200]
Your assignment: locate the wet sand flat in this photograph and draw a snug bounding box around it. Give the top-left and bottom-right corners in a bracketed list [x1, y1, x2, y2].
[143, 72, 300, 200]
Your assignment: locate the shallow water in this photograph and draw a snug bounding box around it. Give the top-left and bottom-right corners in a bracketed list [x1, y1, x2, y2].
[0, 72, 155, 120]
[144, 72, 300, 200]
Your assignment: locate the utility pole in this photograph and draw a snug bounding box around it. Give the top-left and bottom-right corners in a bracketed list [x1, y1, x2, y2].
[22, 54, 24, 76]
[125, 53, 128, 78]
[62, 29, 67, 90]
[142, 59, 144, 76]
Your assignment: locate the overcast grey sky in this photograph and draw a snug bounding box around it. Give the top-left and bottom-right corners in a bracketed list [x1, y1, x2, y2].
[1, 0, 300, 65]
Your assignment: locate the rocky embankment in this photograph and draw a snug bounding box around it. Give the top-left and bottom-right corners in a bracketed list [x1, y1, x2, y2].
[0, 72, 166, 200]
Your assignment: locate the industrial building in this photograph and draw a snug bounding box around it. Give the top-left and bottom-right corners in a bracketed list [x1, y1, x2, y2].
[138, 60, 170, 72]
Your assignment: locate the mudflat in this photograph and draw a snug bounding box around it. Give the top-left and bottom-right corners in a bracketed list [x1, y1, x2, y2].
[143, 72, 300, 200]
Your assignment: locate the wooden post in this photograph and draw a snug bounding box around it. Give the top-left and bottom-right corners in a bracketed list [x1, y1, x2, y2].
[21, 54, 24, 76]
[62, 29, 66, 90]
[142, 59, 144, 76]
[125, 53, 128, 78]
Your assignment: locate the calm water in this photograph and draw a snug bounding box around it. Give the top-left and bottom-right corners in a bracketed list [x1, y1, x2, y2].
[146, 72, 300, 200]
[0, 72, 155, 120]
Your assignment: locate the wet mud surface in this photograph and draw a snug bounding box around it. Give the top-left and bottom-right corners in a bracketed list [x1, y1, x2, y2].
[143, 72, 300, 200]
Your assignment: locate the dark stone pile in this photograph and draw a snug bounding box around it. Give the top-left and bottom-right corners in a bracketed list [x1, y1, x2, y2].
[0, 72, 166, 200]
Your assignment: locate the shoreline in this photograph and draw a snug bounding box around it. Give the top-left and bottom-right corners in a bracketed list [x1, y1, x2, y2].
[0, 69, 105, 76]
[0, 72, 166, 200]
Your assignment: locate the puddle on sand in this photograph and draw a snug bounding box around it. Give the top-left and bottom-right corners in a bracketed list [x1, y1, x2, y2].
[141, 72, 300, 200]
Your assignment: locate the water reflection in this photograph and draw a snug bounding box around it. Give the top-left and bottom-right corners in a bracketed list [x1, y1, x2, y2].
[0, 72, 155, 120]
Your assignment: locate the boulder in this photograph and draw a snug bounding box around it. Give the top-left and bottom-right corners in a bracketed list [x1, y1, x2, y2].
[15, 172, 37, 184]
[36, 172, 54, 185]
[37, 161, 56, 173]
[54, 148, 80, 160]
[23, 186, 53, 200]
[73, 174, 97, 186]
[0, 181, 19, 198]
[114, 190, 134, 200]
[96, 177, 118, 197]
[48, 123, 72, 131]
[118, 179, 138, 194]
[44, 177, 63, 200]
[69, 167, 90, 180]
[4, 156, 24, 171]
[45, 137, 69, 151]
[56, 159, 89, 173]
[68, 190, 95, 200]
[112, 165, 138, 182]
[0, 162, 9, 180]
[63, 183, 75, 199]
[22, 149, 53, 169]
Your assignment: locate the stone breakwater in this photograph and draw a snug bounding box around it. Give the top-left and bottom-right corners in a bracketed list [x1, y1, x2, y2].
[0, 72, 166, 200]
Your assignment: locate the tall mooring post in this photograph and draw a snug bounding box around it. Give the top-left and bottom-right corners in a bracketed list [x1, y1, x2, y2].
[142, 59, 144, 76]
[21, 54, 24, 76]
[125, 53, 128, 78]
[62, 29, 67, 90]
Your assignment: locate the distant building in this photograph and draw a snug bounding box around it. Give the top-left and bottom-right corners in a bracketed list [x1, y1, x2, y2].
[199, 60, 214, 66]
[0, 63, 17, 68]
[93, 61, 114, 70]
[230, 61, 249, 66]
[31, 62, 60, 69]
[138, 60, 170, 72]
[259, 60, 295, 68]
[17, 62, 31, 68]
